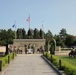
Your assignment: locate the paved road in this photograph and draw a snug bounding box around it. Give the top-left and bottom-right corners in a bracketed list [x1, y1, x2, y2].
[2, 54, 59, 75]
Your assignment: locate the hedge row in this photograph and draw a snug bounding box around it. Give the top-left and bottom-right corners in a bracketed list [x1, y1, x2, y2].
[0, 52, 16, 69]
[43, 52, 76, 75]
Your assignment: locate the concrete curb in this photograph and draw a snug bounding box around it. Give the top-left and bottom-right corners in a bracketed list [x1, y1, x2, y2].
[41, 55, 65, 75]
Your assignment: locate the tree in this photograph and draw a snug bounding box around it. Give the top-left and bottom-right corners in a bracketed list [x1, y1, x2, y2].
[45, 30, 53, 41]
[22, 28, 26, 39]
[0, 29, 15, 45]
[73, 39, 76, 46]
[36, 29, 40, 38]
[0, 29, 7, 45]
[59, 28, 67, 40]
[7, 29, 15, 44]
[45, 30, 53, 52]
[34, 28, 37, 39]
[40, 29, 43, 39]
[16, 28, 23, 39]
[65, 34, 74, 47]
[30, 29, 34, 39]
[54, 35, 65, 47]
[27, 28, 32, 39]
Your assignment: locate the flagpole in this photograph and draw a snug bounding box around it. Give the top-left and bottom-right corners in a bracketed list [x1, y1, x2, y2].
[15, 20, 16, 39]
[29, 20, 30, 29]
[27, 14, 30, 29]
[29, 14, 30, 29]
[42, 21, 44, 39]
[12, 20, 16, 39]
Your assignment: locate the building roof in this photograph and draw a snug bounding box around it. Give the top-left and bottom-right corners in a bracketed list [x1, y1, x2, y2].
[73, 36, 76, 39]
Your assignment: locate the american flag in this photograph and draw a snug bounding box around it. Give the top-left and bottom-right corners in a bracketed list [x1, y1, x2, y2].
[26, 16, 30, 23]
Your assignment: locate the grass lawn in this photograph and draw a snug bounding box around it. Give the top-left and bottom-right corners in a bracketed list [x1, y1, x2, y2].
[58, 55, 76, 67]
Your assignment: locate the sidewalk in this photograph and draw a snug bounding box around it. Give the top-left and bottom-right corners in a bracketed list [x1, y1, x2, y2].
[2, 54, 59, 75]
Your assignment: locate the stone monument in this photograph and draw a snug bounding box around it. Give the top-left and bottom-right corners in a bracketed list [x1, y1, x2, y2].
[13, 39, 45, 53]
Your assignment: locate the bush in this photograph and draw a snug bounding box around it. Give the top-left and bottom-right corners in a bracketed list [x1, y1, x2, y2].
[2, 55, 8, 68]
[43, 52, 76, 75]
[43, 52, 60, 68]
[0, 52, 16, 69]
[10, 52, 15, 60]
[62, 61, 76, 75]
[52, 55, 60, 68]
[43, 52, 46, 56]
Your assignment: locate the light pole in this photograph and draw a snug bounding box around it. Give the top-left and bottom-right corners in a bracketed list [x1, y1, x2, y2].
[5, 34, 9, 55]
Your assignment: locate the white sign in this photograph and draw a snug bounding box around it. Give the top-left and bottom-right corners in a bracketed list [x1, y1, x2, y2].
[0, 46, 6, 52]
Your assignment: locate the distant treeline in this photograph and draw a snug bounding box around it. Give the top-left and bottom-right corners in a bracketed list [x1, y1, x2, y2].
[16, 28, 44, 39]
[0, 28, 47, 46]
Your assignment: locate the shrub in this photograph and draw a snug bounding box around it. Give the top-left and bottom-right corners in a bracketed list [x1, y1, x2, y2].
[43, 52, 46, 56]
[0, 52, 16, 69]
[1, 55, 8, 68]
[62, 61, 76, 75]
[52, 55, 60, 68]
[43, 52, 76, 75]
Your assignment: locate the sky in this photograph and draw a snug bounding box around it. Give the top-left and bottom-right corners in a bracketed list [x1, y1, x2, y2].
[0, 0, 76, 35]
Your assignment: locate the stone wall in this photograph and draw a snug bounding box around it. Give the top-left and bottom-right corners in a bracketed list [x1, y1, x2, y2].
[9, 39, 45, 53]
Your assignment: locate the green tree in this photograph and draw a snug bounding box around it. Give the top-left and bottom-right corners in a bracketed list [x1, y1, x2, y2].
[54, 35, 65, 47]
[7, 29, 15, 44]
[0, 29, 15, 45]
[30, 29, 34, 39]
[40, 29, 43, 39]
[37, 29, 40, 39]
[22, 28, 26, 39]
[45, 30, 53, 52]
[65, 34, 74, 47]
[27, 28, 32, 39]
[45, 30, 53, 41]
[0, 29, 7, 45]
[59, 28, 67, 40]
[73, 39, 76, 46]
[16, 28, 23, 39]
[34, 28, 37, 39]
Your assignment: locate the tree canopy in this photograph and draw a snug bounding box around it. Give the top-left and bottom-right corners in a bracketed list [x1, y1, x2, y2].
[0, 29, 14, 45]
[0, 28, 76, 48]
